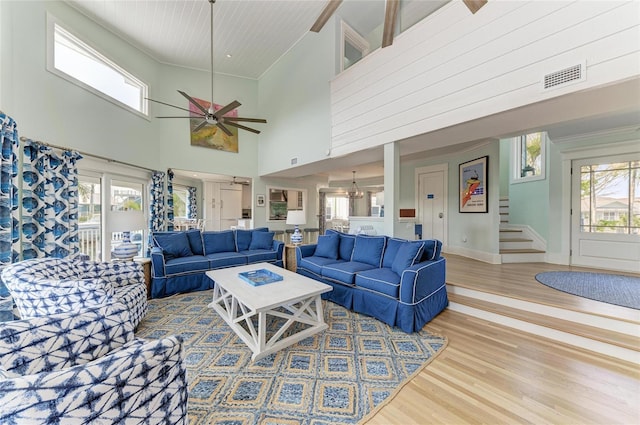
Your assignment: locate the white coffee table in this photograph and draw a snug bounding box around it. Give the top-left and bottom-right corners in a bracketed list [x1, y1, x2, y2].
[206, 263, 332, 361]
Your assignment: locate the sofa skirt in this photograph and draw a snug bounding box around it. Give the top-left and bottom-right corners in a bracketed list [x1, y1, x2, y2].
[151, 273, 213, 298]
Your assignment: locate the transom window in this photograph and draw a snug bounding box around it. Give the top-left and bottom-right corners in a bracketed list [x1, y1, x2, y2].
[47, 15, 148, 116]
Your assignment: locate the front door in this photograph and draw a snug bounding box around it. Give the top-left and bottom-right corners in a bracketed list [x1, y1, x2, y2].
[417, 165, 447, 244]
[571, 155, 640, 272]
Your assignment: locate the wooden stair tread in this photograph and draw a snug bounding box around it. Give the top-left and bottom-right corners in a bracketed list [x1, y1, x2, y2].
[500, 238, 533, 242]
[448, 293, 640, 351]
[500, 248, 545, 254]
[499, 229, 522, 233]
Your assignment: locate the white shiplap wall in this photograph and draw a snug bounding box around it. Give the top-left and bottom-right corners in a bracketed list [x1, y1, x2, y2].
[329, 1, 640, 156]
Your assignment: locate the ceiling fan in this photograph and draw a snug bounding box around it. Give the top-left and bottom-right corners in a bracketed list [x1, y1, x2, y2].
[311, 0, 487, 48]
[147, 0, 266, 135]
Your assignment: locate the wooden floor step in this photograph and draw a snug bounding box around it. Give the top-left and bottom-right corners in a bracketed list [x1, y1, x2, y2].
[448, 293, 640, 352]
[500, 248, 545, 254]
[499, 238, 533, 242]
[499, 229, 522, 233]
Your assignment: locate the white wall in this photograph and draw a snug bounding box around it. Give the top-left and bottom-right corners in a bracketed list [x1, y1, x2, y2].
[257, 19, 335, 176]
[329, 1, 640, 157]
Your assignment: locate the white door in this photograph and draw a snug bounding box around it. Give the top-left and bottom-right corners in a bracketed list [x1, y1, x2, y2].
[220, 188, 242, 230]
[417, 165, 447, 244]
[571, 155, 640, 272]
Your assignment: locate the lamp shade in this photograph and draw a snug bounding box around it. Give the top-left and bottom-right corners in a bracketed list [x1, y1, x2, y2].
[110, 212, 146, 232]
[286, 210, 306, 226]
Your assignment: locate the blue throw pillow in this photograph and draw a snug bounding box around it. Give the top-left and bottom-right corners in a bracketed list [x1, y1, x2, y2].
[382, 238, 404, 268]
[249, 231, 275, 250]
[314, 234, 339, 259]
[156, 232, 193, 261]
[420, 239, 442, 261]
[235, 229, 254, 251]
[351, 235, 386, 267]
[391, 241, 425, 275]
[202, 230, 236, 255]
[185, 229, 204, 255]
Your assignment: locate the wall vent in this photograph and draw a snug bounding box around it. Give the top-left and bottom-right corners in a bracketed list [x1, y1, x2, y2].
[542, 62, 586, 90]
[291, 157, 298, 165]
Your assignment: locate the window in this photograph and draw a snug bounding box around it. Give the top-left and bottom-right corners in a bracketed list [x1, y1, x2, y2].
[173, 186, 188, 219]
[580, 161, 640, 235]
[47, 15, 148, 116]
[341, 21, 370, 72]
[511, 132, 546, 183]
[326, 196, 349, 220]
[78, 175, 102, 261]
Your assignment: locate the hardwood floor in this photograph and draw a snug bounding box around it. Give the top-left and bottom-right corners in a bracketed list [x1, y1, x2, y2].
[364, 255, 640, 425]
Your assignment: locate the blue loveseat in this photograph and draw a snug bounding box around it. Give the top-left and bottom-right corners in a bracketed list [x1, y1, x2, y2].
[150, 228, 284, 298]
[295, 229, 447, 333]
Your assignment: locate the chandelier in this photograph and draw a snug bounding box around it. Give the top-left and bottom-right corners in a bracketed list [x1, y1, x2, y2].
[348, 171, 364, 199]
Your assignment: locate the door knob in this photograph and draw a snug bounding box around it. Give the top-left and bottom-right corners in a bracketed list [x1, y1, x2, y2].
[438, 212, 444, 218]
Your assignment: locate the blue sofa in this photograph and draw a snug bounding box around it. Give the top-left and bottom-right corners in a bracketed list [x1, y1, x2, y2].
[150, 228, 284, 298]
[295, 229, 447, 333]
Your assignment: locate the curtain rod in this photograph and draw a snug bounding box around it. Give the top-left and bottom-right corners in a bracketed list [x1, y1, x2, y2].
[19, 136, 156, 173]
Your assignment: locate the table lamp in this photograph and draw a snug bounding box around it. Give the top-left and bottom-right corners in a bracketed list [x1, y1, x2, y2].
[111, 212, 146, 260]
[286, 210, 306, 245]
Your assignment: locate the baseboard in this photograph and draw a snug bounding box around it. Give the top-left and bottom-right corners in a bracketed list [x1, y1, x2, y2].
[443, 246, 501, 264]
[545, 253, 570, 265]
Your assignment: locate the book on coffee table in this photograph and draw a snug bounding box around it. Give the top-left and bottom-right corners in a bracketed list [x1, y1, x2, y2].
[238, 269, 283, 286]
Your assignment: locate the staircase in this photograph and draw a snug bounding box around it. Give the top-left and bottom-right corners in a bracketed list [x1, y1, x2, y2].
[499, 197, 545, 262]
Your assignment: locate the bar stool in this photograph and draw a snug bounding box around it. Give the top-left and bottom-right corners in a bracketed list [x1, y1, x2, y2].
[303, 228, 319, 244]
[273, 230, 285, 243]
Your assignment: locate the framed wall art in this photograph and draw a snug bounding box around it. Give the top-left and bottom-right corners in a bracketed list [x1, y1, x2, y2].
[459, 156, 488, 213]
[256, 194, 265, 207]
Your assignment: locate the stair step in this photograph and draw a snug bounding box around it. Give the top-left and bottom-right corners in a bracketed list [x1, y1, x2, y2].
[499, 248, 545, 254]
[448, 293, 640, 352]
[499, 238, 533, 242]
[499, 229, 522, 233]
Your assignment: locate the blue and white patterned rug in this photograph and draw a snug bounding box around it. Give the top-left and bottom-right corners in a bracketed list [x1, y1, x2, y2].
[136, 290, 447, 424]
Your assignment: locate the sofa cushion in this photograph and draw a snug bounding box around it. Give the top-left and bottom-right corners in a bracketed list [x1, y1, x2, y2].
[351, 235, 386, 267]
[164, 255, 209, 275]
[391, 241, 425, 275]
[241, 249, 279, 264]
[235, 230, 254, 251]
[154, 232, 193, 260]
[382, 238, 405, 268]
[322, 261, 376, 286]
[356, 268, 402, 298]
[420, 239, 442, 261]
[202, 231, 236, 255]
[205, 252, 247, 269]
[298, 256, 344, 276]
[185, 229, 204, 255]
[249, 231, 274, 250]
[326, 230, 356, 261]
[314, 234, 339, 259]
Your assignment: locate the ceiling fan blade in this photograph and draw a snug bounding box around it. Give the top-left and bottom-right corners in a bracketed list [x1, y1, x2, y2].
[382, 0, 399, 48]
[156, 116, 200, 119]
[217, 122, 233, 136]
[311, 0, 343, 32]
[224, 117, 267, 124]
[225, 121, 261, 135]
[214, 100, 242, 118]
[146, 97, 196, 115]
[463, 0, 487, 14]
[192, 120, 209, 133]
[178, 90, 209, 115]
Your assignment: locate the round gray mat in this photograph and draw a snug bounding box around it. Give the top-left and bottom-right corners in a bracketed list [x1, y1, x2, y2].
[535, 271, 640, 310]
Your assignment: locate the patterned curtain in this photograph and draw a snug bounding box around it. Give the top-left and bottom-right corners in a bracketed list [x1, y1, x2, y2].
[187, 187, 197, 219]
[318, 191, 326, 235]
[148, 171, 165, 253]
[0, 113, 19, 266]
[20, 139, 82, 259]
[166, 169, 174, 231]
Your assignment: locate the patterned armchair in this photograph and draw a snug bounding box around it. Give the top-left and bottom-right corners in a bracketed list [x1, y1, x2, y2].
[1, 257, 148, 328]
[0, 303, 188, 424]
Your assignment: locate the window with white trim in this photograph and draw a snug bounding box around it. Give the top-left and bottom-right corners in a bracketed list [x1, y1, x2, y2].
[511, 131, 546, 183]
[47, 16, 148, 116]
